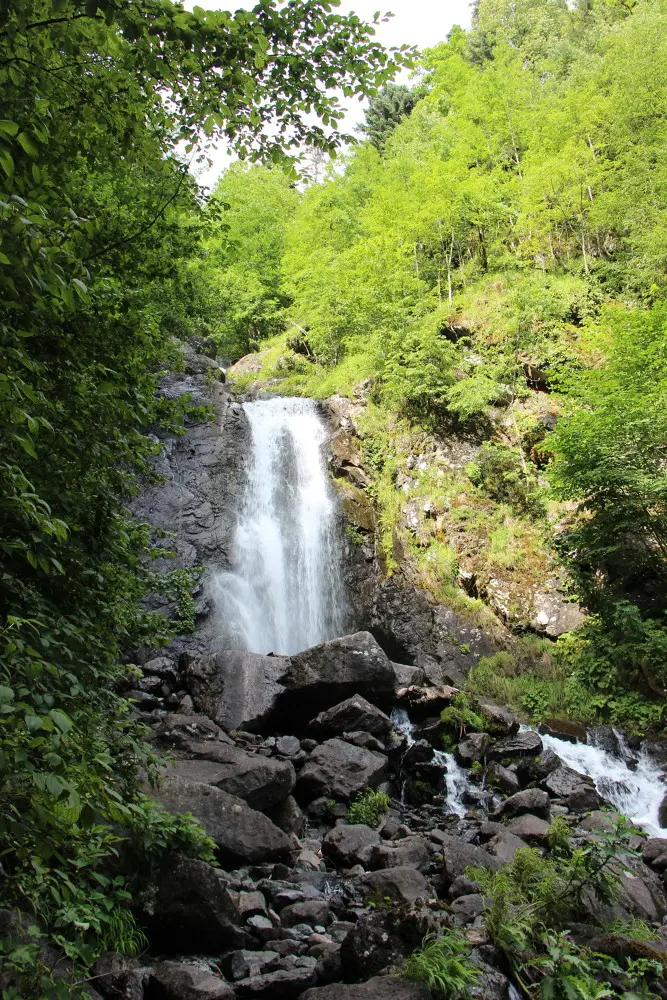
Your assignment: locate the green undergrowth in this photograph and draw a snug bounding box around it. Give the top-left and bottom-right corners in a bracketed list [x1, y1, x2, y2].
[346, 788, 390, 827]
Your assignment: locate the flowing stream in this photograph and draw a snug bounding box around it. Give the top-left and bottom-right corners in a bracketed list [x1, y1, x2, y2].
[212, 397, 346, 655]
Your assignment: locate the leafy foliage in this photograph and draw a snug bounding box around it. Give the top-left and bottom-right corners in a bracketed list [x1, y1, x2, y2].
[403, 930, 481, 999]
[346, 788, 390, 827]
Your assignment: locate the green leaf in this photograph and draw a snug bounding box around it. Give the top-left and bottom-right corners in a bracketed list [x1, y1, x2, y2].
[25, 714, 43, 732]
[16, 132, 39, 159]
[50, 709, 72, 734]
[0, 121, 18, 138]
[45, 774, 64, 798]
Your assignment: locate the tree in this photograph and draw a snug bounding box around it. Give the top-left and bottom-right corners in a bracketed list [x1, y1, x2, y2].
[358, 82, 421, 151]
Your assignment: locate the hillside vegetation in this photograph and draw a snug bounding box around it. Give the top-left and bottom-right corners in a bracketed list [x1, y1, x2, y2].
[213, 0, 667, 730]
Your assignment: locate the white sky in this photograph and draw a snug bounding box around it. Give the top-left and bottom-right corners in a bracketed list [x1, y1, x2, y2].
[183, 0, 473, 187]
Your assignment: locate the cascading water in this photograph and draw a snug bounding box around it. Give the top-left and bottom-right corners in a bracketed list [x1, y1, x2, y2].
[536, 727, 667, 836]
[212, 397, 346, 655]
[390, 707, 468, 816]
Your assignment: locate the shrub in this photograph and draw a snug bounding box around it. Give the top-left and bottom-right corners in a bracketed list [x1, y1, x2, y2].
[403, 931, 480, 999]
[346, 788, 390, 827]
[440, 693, 485, 745]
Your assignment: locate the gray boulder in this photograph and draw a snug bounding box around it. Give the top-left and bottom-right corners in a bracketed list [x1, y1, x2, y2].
[280, 899, 330, 928]
[487, 731, 543, 760]
[494, 788, 551, 820]
[480, 821, 526, 863]
[361, 866, 432, 904]
[432, 833, 501, 886]
[266, 795, 305, 836]
[169, 740, 295, 810]
[285, 633, 395, 712]
[309, 695, 393, 738]
[369, 835, 430, 871]
[148, 962, 235, 1000]
[295, 739, 388, 802]
[507, 814, 551, 844]
[543, 765, 594, 800]
[299, 977, 432, 999]
[486, 762, 520, 796]
[455, 733, 490, 767]
[144, 856, 244, 954]
[187, 651, 290, 732]
[148, 774, 293, 866]
[322, 824, 381, 868]
[235, 968, 317, 996]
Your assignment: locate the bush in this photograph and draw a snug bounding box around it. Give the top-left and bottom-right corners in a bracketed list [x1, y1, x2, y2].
[346, 788, 390, 827]
[466, 442, 544, 518]
[440, 693, 485, 748]
[403, 931, 480, 999]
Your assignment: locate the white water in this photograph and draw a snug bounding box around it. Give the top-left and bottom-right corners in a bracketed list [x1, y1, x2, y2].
[536, 727, 667, 837]
[212, 397, 346, 655]
[390, 708, 468, 816]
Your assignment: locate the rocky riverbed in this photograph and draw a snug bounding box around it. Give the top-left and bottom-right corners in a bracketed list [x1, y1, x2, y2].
[88, 347, 667, 999]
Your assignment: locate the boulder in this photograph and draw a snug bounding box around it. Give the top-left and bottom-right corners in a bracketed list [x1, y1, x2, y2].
[280, 899, 330, 928]
[433, 834, 501, 886]
[153, 713, 228, 746]
[222, 951, 280, 982]
[91, 954, 149, 1000]
[235, 969, 317, 996]
[309, 696, 393, 738]
[299, 977, 433, 1000]
[369, 836, 430, 871]
[494, 788, 551, 821]
[322, 825, 381, 868]
[659, 792, 667, 829]
[267, 795, 305, 836]
[543, 765, 594, 800]
[340, 903, 445, 980]
[148, 775, 293, 866]
[295, 739, 388, 803]
[187, 651, 290, 732]
[170, 741, 295, 810]
[589, 725, 625, 758]
[531, 746, 562, 780]
[479, 821, 527, 863]
[538, 719, 587, 744]
[451, 894, 486, 925]
[285, 633, 395, 714]
[642, 838, 667, 869]
[391, 663, 426, 690]
[148, 962, 235, 1000]
[361, 866, 432, 904]
[144, 856, 244, 954]
[507, 814, 551, 845]
[485, 762, 520, 796]
[455, 733, 490, 767]
[478, 701, 520, 737]
[487, 731, 543, 760]
[567, 784, 603, 813]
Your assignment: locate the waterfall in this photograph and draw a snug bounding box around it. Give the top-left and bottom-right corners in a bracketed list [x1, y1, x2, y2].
[390, 707, 468, 816]
[536, 727, 667, 836]
[212, 397, 346, 655]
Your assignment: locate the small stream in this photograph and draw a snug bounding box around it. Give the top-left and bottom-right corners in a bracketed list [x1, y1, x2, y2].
[391, 709, 667, 834]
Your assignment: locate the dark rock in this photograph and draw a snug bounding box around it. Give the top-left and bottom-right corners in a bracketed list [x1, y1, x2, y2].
[507, 814, 551, 844]
[276, 736, 302, 757]
[147, 961, 234, 1000]
[188, 651, 291, 732]
[470, 965, 512, 1000]
[451, 893, 486, 925]
[487, 731, 543, 760]
[435, 834, 501, 887]
[309, 695, 393, 738]
[170, 741, 295, 810]
[588, 725, 625, 758]
[222, 951, 280, 982]
[92, 954, 149, 1000]
[480, 821, 526, 863]
[322, 824, 381, 868]
[344, 731, 386, 752]
[455, 733, 490, 767]
[543, 765, 593, 800]
[486, 762, 520, 795]
[494, 788, 550, 820]
[143, 856, 244, 954]
[642, 838, 667, 869]
[144, 655, 179, 678]
[280, 900, 330, 928]
[299, 977, 433, 1000]
[361, 866, 432, 904]
[412, 717, 446, 748]
[403, 739, 436, 768]
[295, 738, 387, 802]
[267, 795, 305, 836]
[340, 902, 445, 980]
[235, 968, 317, 997]
[369, 836, 430, 871]
[531, 746, 562, 780]
[154, 713, 228, 746]
[148, 775, 293, 866]
[659, 792, 667, 829]
[449, 875, 480, 898]
[478, 702, 520, 737]
[391, 663, 426, 689]
[567, 784, 603, 813]
[539, 719, 587, 744]
[579, 811, 620, 833]
[285, 633, 395, 715]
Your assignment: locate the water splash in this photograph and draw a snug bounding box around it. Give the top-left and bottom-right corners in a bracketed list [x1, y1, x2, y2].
[212, 397, 346, 655]
[390, 708, 468, 816]
[537, 727, 667, 836]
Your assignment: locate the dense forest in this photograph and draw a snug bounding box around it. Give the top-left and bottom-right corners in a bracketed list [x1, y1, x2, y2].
[2, 0, 667, 995]
[206, 0, 667, 730]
